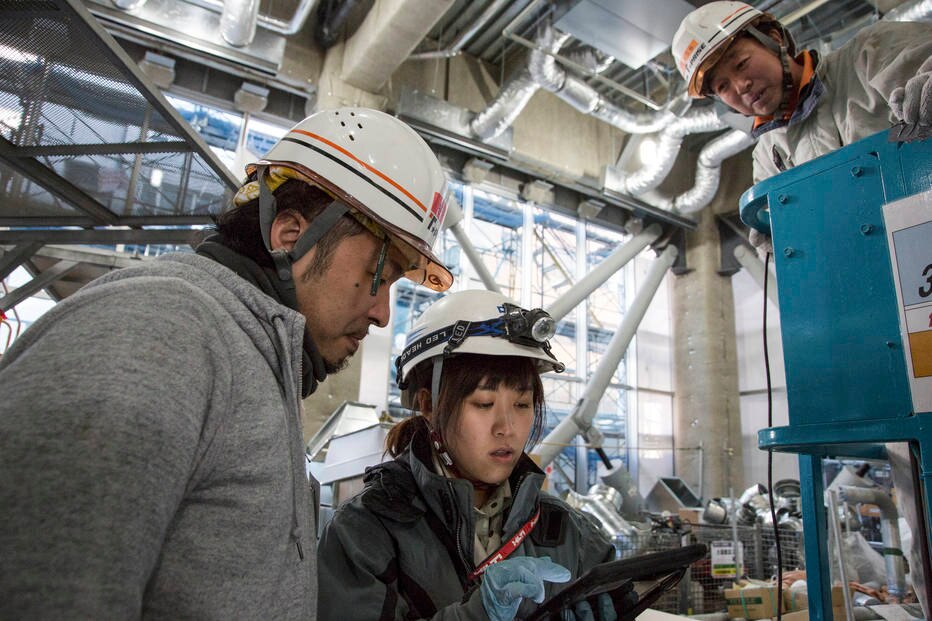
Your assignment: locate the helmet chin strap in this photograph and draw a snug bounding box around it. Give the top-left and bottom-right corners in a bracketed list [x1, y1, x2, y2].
[256, 164, 350, 289]
[426, 357, 508, 494]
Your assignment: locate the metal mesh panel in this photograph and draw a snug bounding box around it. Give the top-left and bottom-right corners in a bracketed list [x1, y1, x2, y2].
[612, 525, 806, 615]
[0, 6, 177, 147]
[0, 0, 234, 224]
[0, 158, 83, 218]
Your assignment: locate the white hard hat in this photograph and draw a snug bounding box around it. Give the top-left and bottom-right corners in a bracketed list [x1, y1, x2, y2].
[395, 289, 565, 388]
[250, 107, 453, 291]
[672, 1, 764, 98]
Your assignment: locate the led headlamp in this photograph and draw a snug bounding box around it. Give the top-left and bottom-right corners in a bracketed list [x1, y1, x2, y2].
[394, 303, 564, 389]
[500, 303, 556, 346]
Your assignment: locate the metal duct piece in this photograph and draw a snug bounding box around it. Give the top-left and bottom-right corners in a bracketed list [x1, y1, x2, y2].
[601, 461, 645, 519]
[221, 0, 260, 47]
[470, 68, 540, 140]
[469, 26, 568, 141]
[606, 107, 726, 197]
[883, 0, 932, 22]
[836, 485, 907, 600]
[528, 26, 676, 134]
[663, 129, 756, 214]
[565, 484, 643, 542]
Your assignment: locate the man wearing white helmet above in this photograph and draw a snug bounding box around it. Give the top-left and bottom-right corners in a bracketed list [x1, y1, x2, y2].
[318, 290, 621, 620]
[672, 1, 932, 219]
[673, 4, 931, 614]
[0, 107, 452, 619]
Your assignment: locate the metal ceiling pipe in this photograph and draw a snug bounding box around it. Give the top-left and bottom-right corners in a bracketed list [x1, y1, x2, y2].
[266, 0, 318, 35]
[612, 108, 726, 196]
[528, 26, 676, 134]
[534, 244, 679, 468]
[836, 485, 907, 600]
[664, 129, 757, 214]
[315, 0, 364, 49]
[111, 0, 148, 10]
[220, 0, 260, 47]
[883, 0, 932, 22]
[410, 0, 511, 60]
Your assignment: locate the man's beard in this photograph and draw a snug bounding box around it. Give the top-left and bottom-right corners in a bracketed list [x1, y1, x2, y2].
[324, 356, 350, 375]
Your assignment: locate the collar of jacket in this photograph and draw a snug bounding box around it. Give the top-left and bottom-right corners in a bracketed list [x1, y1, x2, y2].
[195, 234, 327, 397]
[404, 426, 546, 535]
[751, 49, 824, 139]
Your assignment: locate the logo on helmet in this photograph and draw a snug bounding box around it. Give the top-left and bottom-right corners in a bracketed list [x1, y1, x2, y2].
[427, 191, 448, 235]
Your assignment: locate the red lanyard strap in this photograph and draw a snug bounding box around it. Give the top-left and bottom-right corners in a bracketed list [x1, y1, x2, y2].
[468, 508, 541, 582]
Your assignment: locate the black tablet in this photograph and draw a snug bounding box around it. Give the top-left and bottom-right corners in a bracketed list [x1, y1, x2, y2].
[526, 544, 708, 621]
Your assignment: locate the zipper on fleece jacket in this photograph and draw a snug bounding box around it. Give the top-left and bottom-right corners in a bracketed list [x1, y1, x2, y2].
[272, 314, 308, 561]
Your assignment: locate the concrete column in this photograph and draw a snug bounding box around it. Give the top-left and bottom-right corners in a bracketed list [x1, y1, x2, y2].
[671, 152, 753, 499]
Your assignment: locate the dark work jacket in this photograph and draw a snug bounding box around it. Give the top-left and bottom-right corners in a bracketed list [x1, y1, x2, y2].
[317, 428, 615, 620]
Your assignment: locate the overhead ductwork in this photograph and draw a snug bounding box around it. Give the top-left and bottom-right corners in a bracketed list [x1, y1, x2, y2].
[605, 107, 725, 196]
[116, 0, 318, 36]
[883, 0, 932, 22]
[661, 129, 757, 214]
[470, 25, 678, 141]
[528, 26, 676, 134]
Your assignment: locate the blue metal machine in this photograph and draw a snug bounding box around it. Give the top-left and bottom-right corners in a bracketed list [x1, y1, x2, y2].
[740, 129, 932, 621]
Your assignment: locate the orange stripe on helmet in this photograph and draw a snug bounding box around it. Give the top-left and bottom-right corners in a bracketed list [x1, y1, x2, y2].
[290, 128, 429, 214]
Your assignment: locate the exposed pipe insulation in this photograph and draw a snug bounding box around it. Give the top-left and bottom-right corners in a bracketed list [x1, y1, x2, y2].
[836, 485, 907, 600]
[528, 26, 676, 134]
[883, 0, 932, 22]
[470, 26, 567, 141]
[469, 68, 540, 140]
[220, 0, 259, 47]
[612, 108, 726, 196]
[665, 129, 757, 214]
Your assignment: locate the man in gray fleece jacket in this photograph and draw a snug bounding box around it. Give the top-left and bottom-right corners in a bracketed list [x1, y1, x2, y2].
[0, 107, 453, 618]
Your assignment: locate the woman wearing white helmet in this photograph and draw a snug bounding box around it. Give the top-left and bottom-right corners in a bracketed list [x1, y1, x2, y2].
[318, 290, 619, 621]
[672, 1, 932, 183]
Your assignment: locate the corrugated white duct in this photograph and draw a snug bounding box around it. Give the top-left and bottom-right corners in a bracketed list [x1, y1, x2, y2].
[662, 129, 757, 214]
[884, 0, 932, 22]
[613, 107, 726, 196]
[469, 68, 541, 140]
[471, 26, 675, 140]
[528, 26, 676, 134]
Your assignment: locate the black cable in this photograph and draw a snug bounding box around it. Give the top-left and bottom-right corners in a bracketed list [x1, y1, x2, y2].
[595, 447, 614, 470]
[763, 250, 784, 621]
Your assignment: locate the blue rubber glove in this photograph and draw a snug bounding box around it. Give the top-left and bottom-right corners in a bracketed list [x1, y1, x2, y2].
[480, 556, 572, 621]
[560, 593, 618, 621]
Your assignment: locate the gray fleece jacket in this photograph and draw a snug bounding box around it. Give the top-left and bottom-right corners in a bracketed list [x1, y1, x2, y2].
[0, 252, 318, 619]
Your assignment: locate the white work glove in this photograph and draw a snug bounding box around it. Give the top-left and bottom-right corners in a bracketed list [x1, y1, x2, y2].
[889, 56, 932, 127]
[748, 227, 773, 259]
